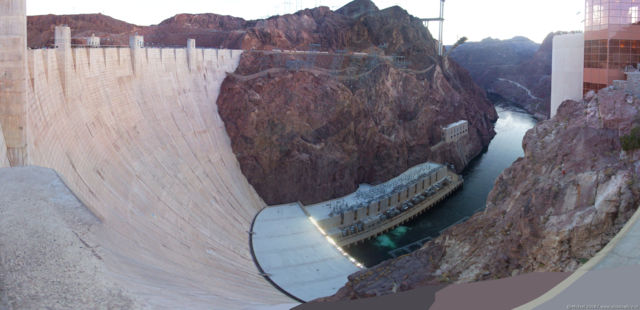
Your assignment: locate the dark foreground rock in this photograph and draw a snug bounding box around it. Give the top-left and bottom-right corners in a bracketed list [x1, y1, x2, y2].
[321, 86, 640, 300]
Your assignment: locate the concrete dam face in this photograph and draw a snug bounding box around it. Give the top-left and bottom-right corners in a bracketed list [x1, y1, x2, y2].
[0, 1, 296, 308]
[26, 48, 294, 308]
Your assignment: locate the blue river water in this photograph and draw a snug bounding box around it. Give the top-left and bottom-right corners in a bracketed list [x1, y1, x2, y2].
[347, 104, 537, 267]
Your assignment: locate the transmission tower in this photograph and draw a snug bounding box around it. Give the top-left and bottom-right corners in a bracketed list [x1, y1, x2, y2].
[421, 0, 446, 56]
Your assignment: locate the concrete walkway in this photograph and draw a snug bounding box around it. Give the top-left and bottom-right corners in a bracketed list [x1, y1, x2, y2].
[517, 205, 640, 309]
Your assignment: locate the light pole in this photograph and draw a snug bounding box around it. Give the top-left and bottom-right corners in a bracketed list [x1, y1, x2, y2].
[438, 0, 445, 56]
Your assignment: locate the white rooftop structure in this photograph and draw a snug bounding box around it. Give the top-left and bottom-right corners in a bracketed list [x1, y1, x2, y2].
[442, 120, 469, 143]
[443, 120, 468, 130]
[305, 162, 442, 220]
[251, 203, 361, 302]
[87, 34, 100, 47]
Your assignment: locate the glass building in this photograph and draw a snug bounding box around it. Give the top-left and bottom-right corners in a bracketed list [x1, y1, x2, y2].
[584, 0, 640, 94]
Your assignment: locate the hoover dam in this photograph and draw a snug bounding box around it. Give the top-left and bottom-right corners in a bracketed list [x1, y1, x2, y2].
[5, 0, 640, 309]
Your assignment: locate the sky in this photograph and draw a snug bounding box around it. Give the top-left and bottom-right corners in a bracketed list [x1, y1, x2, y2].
[26, 0, 585, 45]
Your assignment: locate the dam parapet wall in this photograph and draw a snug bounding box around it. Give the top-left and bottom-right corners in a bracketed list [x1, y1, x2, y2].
[35, 31, 241, 96]
[32, 45, 242, 86]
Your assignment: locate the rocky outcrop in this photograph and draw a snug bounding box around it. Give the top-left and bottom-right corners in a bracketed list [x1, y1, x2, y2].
[157, 13, 247, 30]
[322, 86, 640, 300]
[239, 6, 352, 51]
[336, 0, 380, 18]
[240, 4, 438, 70]
[216, 2, 497, 205]
[450, 33, 564, 119]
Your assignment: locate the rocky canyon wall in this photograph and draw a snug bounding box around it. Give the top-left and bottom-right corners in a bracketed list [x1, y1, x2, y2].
[325, 86, 640, 300]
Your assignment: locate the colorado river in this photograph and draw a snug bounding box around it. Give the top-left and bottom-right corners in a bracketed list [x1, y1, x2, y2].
[348, 104, 537, 267]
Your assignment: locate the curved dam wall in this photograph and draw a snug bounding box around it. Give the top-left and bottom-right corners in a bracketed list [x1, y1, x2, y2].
[22, 44, 293, 308]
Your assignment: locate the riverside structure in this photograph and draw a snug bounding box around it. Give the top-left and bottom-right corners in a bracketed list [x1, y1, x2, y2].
[303, 162, 462, 247]
[442, 120, 469, 143]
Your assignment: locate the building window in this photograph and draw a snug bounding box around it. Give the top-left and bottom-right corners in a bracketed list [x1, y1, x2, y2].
[631, 6, 639, 24]
[583, 82, 607, 94]
[584, 39, 608, 69]
[606, 39, 640, 70]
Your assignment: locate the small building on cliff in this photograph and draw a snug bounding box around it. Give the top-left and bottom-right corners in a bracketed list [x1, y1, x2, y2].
[442, 120, 469, 143]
